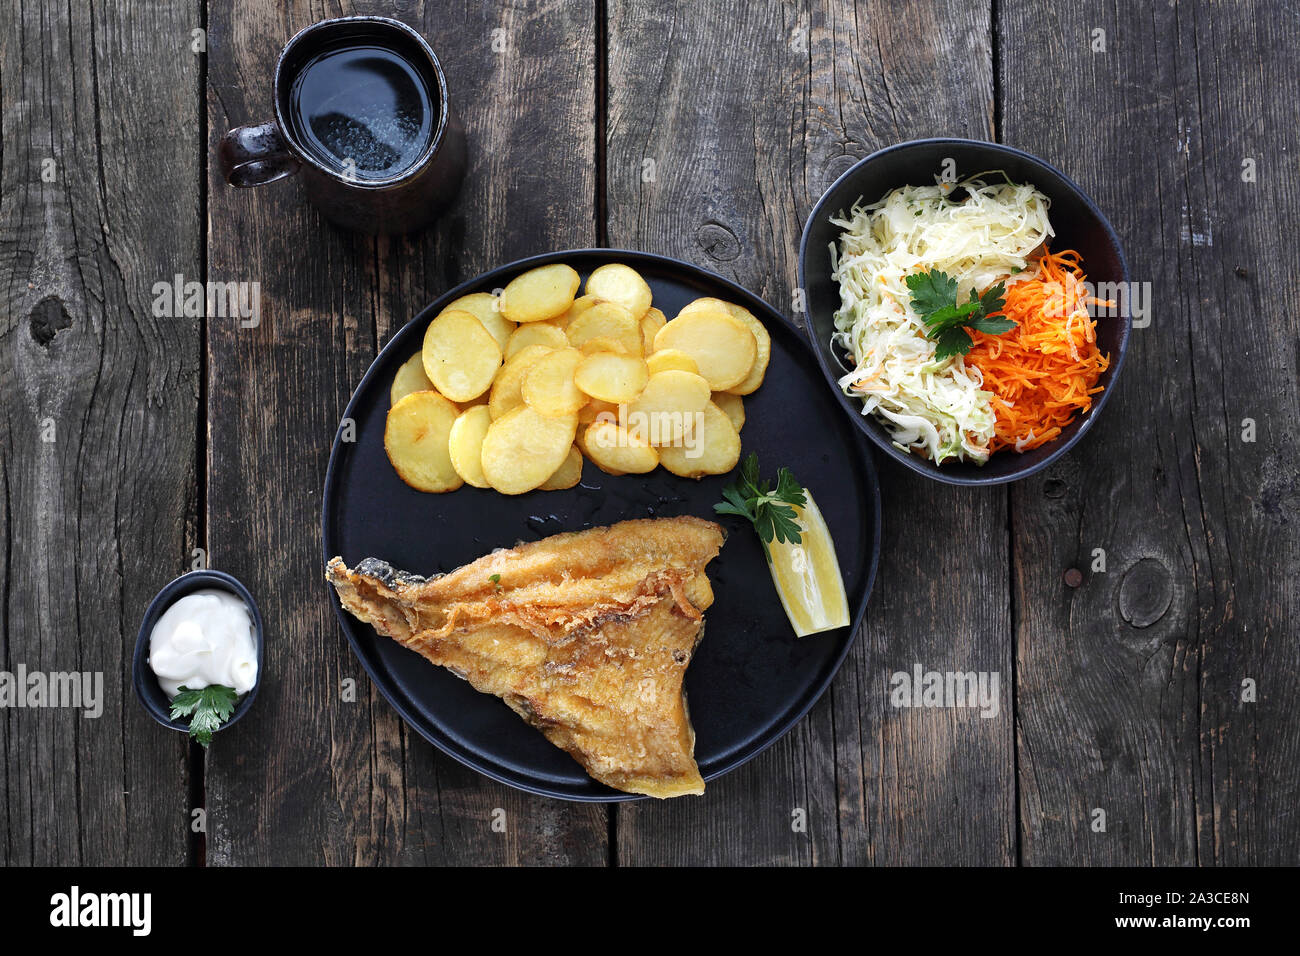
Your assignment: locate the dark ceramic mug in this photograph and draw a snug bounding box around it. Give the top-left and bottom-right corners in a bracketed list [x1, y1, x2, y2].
[219, 16, 466, 235]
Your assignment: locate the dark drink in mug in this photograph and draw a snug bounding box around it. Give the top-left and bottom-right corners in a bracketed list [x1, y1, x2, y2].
[220, 16, 466, 235]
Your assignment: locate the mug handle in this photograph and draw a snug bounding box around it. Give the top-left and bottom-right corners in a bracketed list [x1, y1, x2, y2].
[219, 121, 301, 187]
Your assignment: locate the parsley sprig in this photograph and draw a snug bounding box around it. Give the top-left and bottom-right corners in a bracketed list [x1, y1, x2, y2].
[714, 454, 807, 561]
[169, 684, 240, 747]
[905, 268, 1015, 361]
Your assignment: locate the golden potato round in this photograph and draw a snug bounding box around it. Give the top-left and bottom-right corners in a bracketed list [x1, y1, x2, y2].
[522, 347, 586, 417]
[384, 391, 463, 493]
[539, 445, 584, 491]
[583, 420, 659, 474]
[553, 293, 604, 331]
[640, 307, 667, 353]
[625, 369, 711, 445]
[574, 352, 649, 404]
[653, 310, 756, 390]
[488, 344, 553, 419]
[721, 306, 771, 395]
[447, 404, 494, 489]
[676, 296, 734, 318]
[577, 334, 629, 355]
[390, 352, 436, 406]
[506, 321, 568, 359]
[422, 309, 503, 402]
[646, 348, 699, 376]
[712, 391, 745, 432]
[658, 401, 741, 478]
[442, 292, 514, 351]
[480, 406, 578, 495]
[676, 298, 769, 392]
[500, 263, 581, 323]
[566, 301, 642, 354]
[578, 398, 620, 424]
[585, 263, 653, 319]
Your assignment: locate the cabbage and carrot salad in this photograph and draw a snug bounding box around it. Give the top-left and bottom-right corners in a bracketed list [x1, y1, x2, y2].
[828, 174, 1110, 465]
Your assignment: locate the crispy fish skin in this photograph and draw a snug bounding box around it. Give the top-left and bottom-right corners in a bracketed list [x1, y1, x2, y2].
[326, 516, 725, 798]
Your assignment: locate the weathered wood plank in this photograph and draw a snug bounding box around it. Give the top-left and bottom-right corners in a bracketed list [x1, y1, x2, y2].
[204, 0, 607, 865]
[1003, 0, 1300, 864]
[609, 0, 1013, 865]
[0, 0, 200, 863]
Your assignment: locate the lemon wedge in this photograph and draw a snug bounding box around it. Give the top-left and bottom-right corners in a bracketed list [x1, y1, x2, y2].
[765, 490, 850, 637]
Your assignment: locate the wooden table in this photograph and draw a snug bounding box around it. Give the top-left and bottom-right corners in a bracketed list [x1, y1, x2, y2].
[3, 0, 1296, 866]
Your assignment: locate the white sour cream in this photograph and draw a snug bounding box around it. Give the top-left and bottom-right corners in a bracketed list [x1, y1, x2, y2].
[149, 589, 258, 698]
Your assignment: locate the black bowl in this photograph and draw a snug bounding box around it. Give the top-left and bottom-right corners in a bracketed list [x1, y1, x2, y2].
[132, 570, 265, 736]
[798, 138, 1131, 485]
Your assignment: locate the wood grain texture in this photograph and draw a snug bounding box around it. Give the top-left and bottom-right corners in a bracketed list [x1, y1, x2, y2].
[1002, 0, 1300, 864]
[204, 0, 606, 865]
[608, 0, 1014, 865]
[0, 0, 200, 863]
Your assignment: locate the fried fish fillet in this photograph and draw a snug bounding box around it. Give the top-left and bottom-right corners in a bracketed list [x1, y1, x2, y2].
[326, 516, 725, 797]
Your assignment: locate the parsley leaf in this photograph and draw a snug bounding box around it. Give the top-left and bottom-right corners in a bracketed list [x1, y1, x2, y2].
[713, 453, 807, 561]
[169, 684, 240, 747]
[905, 269, 1014, 360]
[904, 269, 960, 319]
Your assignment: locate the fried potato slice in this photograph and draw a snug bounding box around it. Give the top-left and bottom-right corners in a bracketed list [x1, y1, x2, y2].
[480, 406, 578, 495]
[500, 263, 581, 323]
[646, 348, 699, 376]
[639, 307, 666, 354]
[422, 309, 503, 402]
[505, 321, 568, 359]
[653, 310, 756, 391]
[585, 263, 653, 320]
[522, 347, 586, 417]
[447, 404, 494, 489]
[577, 334, 629, 355]
[676, 296, 734, 318]
[720, 305, 770, 395]
[385, 391, 463, 493]
[658, 401, 741, 478]
[574, 351, 649, 404]
[625, 369, 711, 445]
[583, 421, 659, 475]
[677, 298, 770, 393]
[442, 292, 514, 351]
[578, 398, 619, 424]
[553, 293, 604, 331]
[539, 445, 584, 490]
[712, 391, 745, 432]
[566, 301, 642, 354]
[390, 352, 436, 406]
[488, 344, 553, 419]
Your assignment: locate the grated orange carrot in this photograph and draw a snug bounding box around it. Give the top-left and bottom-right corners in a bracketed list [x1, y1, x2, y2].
[966, 248, 1111, 453]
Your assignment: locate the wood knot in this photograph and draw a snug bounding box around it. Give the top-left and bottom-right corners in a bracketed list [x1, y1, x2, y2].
[822, 153, 860, 188]
[29, 296, 72, 347]
[695, 221, 740, 262]
[1118, 557, 1173, 628]
[1043, 477, 1067, 499]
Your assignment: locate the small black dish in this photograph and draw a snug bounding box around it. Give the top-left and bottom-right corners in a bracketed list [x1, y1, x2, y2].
[132, 570, 265, 736]
[799, 137, 1131, 486]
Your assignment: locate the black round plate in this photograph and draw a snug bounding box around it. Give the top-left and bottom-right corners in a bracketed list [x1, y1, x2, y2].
[322, 249, 882, 801]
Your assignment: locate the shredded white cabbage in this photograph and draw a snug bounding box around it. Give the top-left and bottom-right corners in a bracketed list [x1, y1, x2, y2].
[829, 175, 1053, 464]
